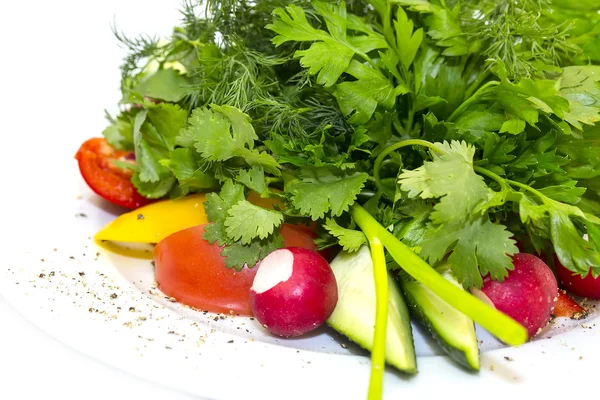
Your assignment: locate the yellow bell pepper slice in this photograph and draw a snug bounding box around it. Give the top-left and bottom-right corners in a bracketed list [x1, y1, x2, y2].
[94, 191, 283, 244]
[95, 193, 209, 244]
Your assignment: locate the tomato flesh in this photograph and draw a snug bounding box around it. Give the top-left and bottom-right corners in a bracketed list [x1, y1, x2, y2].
[553, 290, 587, 318]
[153, 223, 320, 316]
[75, 138, 152, 209]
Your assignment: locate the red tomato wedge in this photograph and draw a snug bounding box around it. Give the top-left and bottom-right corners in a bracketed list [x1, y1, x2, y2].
[154, 223, 320, 316]
[555, 254, 600, 299]
[75, 138, 153, 209]
[553, 290, 587, 319]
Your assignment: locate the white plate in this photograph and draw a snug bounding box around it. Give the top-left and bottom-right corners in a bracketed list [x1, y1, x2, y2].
[2, 1, 600, 399]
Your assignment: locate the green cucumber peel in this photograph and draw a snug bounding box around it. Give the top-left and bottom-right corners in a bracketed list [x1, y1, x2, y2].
[351, 203, 528, 347]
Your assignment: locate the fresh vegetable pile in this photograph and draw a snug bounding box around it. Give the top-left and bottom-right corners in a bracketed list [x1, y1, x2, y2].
[77, 0, 600, 398]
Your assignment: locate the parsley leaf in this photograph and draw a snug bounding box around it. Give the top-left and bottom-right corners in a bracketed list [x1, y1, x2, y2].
[178, 105, 280, 175]
[237, 166, 267, 196]
[102, 110, 135, 151]
[323, 218, 367, 252]
[159, 148, 218, 195]
[225, 200, 284, 244]
[394, 7, 423, 71]
[398, 141, 493, 224]
[203, 180, 246, 246]
[130, 110, 175, 198]
[202, 179, 285, 269]
[518, 191, 600, 274]
[332, 60, 397, 125]
[559, 66, 600, 129]
[221, 234, 284, 270]
[288, 166, 369, 220]
[146, 103, 188, 150]
[420, 216, 519, 289]
[268, 2, 388, 87]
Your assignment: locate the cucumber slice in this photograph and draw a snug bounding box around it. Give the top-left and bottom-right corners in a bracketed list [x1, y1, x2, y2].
[399, 269, 480, 371]
[326, 246, 417, 374]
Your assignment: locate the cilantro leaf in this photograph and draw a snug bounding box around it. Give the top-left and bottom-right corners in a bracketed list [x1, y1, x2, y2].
[102, 110, 135, 151]
[146, 103, 188, 150]
[323, 218, 366, 252]
[221, 233, 284, 270]
[398, 141, 493, 224]
[160, 148, 218, 195]
[288, 167, 369, 220]
[179, 106, 280, 175]
[131, 174, 175, 199]
[203, 180, 246, 246]
[130, 109, 175, 198]
[210, 104, 258, 148]
[237, 166, 266, 195]
[224, 200, 284, 244]
[420, 216, 519, 289]
[202, 180, 284, 269]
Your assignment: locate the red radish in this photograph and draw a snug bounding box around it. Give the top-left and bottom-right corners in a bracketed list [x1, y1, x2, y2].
[476, 253, 558, 338]
[554, 256, 600, 299]
[249, 247, 338, 338]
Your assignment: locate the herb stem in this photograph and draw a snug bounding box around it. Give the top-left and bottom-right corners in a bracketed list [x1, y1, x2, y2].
[474, 166, 548, 204]
[367, 236, 388, 400]
[350, 203, 528, 346]
[265, 177, 283, 186]
[404, 100, 415, 133]
[473, 166, 512, 192]
[373, 139, 443, 194]
[447, 81, 499, 122]
[464, 68, 492, 99]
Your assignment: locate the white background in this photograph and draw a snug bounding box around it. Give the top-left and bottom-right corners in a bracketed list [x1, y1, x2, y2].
[1, 1, 599, 400]
[0, 1, 201, 398]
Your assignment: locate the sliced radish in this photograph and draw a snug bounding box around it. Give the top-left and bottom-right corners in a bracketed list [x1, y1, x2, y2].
[250, 247, 338, 338]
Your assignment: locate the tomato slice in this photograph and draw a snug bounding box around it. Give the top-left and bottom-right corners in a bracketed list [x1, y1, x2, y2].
[75, 138, 153, 209]
[154, 223, 321, 316]
[553, 290, 587, 319]
[555, 254, 600, 299]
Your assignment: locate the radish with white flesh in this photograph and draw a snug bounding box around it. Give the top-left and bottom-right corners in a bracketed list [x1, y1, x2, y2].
[476, 253, 558, 338]
[249, 247, 338, 337]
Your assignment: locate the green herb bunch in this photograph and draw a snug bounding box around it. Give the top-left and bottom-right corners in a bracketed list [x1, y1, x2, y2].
[104, 0, 600, 291]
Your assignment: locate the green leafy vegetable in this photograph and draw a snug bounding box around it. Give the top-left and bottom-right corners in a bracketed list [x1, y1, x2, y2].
[100, 1, 600, 397]
[323, 218, 367, 252]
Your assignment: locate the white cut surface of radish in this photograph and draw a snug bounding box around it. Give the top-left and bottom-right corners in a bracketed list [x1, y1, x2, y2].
[251, 249, 294, 294]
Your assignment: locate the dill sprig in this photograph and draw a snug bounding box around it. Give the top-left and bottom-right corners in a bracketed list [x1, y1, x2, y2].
[111, 27, 164, 83]
[461, 0, 581, 78]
